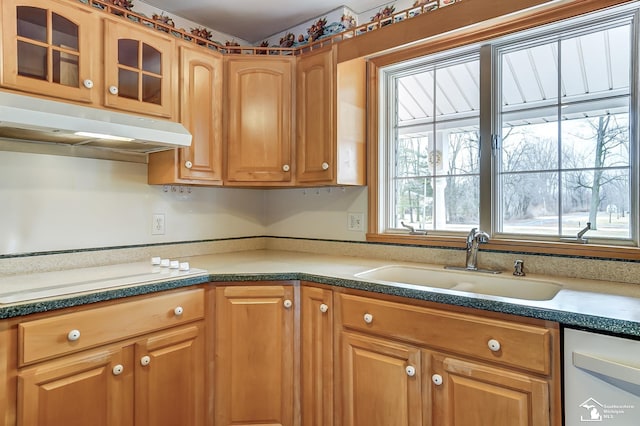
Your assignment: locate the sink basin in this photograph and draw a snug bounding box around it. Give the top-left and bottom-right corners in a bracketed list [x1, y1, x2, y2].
[354, 265, 562, 301]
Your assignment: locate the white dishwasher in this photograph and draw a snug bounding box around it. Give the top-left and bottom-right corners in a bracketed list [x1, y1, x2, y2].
[564, 328, 640, 425]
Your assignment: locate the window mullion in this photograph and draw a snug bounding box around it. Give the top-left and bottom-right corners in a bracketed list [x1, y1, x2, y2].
[479, 44, 494, 234]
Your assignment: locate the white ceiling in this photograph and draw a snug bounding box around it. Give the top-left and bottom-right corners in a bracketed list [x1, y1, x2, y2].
[140, 0, 388, 43]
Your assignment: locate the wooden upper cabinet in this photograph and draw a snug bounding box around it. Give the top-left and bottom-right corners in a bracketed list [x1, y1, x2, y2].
[296, 47, 335, 183]
[0, 0, 99, 103]
[224, 56, 294, 185]
[296, 46, 366, 186]
[103, 18, 176, 118]
[148, 45, 223, 185]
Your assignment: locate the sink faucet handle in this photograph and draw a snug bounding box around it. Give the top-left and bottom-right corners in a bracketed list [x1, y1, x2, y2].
[513, 259, 525, 276]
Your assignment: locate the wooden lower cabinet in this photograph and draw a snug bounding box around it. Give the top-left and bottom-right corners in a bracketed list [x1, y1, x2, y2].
[134, 324, 205, 426]
[430, 353, 550, 426]
[340, 331, 422, 426]
[335, 291, 560, 426]
[18, 344, 134, 426]
[17, 322, 204, 426]
[215, 284, 296, 426]
[301, 285, 333, 426]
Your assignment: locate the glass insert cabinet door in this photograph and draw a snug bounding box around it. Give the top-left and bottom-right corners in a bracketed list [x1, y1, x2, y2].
[103, 19, 174, 118]
[0, 0, 97, 103]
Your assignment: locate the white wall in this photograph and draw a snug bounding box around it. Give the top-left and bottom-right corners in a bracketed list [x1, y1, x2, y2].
[0, 151, 368, 255]
[0, 151, 266, 254]
[265, 187, 368, 241]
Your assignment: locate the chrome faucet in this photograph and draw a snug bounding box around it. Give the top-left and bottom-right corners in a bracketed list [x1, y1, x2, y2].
[465, 228, 490, 271]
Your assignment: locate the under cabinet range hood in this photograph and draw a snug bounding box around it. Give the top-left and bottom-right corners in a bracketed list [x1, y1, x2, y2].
[0, 91, 191, 157]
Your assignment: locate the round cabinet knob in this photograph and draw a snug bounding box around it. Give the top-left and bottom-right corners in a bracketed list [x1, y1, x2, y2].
[140, 355, 151, 366]
[283, 299, 293, 309]
[363, 313, 373, 324]
[112, 364, 124, 376]
[319, 303, 329, 313]
[432, 374, 443, 386]
[108, 85, 119, 95]
[321, 162, 329, 170]
[83, 79, 94, 89]
[184, 160, 193, 169]
[67, 329, 81, 342]
[282, 164, 290, 172]
[174, 306, 184, 316]
[405, 366, 416, 377]
[487, 339, 501, 352]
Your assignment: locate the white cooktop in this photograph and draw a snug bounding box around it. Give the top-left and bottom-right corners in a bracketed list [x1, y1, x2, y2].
[0, 261, 208, 304]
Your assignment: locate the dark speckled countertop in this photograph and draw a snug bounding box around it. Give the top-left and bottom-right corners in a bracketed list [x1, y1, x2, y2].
[1, 250, 639, 338]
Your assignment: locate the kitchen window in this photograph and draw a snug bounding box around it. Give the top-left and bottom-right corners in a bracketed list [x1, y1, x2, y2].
[374, 2, 639, 250]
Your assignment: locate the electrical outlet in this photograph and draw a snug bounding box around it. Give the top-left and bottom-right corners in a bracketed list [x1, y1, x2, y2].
[152, 214, 165, 235]
[348, 212, 364, 231]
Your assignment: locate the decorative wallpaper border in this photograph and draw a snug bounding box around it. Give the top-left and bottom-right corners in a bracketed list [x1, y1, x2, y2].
[77, 0, 462, 54]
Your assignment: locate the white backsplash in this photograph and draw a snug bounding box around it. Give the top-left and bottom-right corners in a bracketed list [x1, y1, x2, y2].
[265, 187, 368, 241]
[0, 151, 266, 255]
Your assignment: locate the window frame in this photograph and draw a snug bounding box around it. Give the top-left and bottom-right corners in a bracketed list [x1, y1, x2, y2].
[366, 0, 640, 260]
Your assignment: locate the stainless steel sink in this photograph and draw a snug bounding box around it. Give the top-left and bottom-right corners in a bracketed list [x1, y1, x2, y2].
[354, 265, 562, 301]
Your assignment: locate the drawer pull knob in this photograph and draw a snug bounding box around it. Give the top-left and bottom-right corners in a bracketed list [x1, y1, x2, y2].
[174, 306, 184, 316]
[184, 161, 193, 169]
[108, 85, 119, 95]
[319, 303, 329, 313]
[321, 162, 329, 170]
[282, 164, 290, 172]
[140, 355, 151, 366]
[488, 339, 501, 352]
[432, 374, 443, 386]
[112, 364, 124, 376]
[83, 79, 94, 89]
[67, 329, 81, 342]
[283, 299, 293, 309]
[363, 313, 373, 324]
[405, 366, 416, 377]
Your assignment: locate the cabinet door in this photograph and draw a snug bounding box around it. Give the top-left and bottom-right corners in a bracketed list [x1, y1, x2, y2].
[103, 19, 175, 118]
[148, 45, 223, 185]
[1, 0, 98, 103]
[301, 285, 333, 426]
[340, 332, 422, 426]
[296, 47, 335, 184]
[431, 353, 550, 426]
[215, 285, 295, 426]
[18, 345, 133, 426]
[225, 57, 294, 184]
[135, 323, 205, 426]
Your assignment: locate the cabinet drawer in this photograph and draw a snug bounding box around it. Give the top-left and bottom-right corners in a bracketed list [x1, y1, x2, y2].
[338, 293, 551, 375]
[18, 288, 204, 365]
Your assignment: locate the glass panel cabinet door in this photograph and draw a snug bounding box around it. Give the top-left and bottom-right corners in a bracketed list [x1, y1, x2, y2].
[104, 19, 174, 118]
[1, 0, 97, 103]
